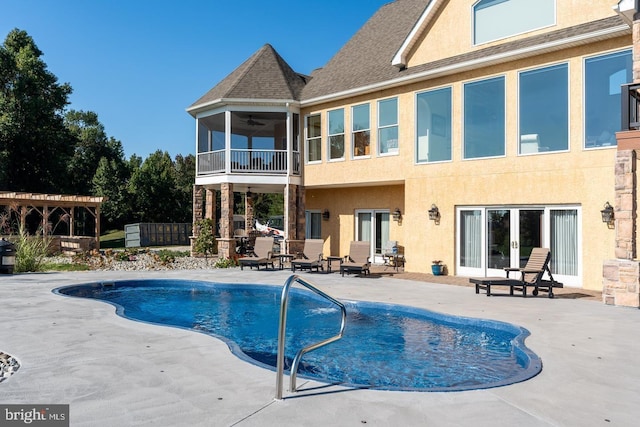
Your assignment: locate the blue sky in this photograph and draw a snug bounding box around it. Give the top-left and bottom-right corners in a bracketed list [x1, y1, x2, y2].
[1, 0, 390, 159]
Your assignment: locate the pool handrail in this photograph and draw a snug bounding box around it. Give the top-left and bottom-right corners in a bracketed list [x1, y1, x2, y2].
[275, 274, 347, 400]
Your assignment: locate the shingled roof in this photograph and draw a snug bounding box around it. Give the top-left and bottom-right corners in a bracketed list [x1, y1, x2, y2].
[301, 0, 629, 103]
[189, 44, 309, 112]
[300, 0, 428, 101]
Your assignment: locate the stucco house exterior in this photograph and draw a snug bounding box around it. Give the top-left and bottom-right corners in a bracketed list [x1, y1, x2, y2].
[188, 0, 640, 306]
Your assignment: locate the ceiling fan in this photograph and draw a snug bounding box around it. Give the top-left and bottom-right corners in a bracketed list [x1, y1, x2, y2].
[245, 115, 265, 126]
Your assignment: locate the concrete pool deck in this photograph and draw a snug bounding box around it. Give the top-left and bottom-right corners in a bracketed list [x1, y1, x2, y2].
[0, 268, 639, 426]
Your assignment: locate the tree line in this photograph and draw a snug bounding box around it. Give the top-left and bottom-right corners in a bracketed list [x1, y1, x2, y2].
[0, 29, 194, 232]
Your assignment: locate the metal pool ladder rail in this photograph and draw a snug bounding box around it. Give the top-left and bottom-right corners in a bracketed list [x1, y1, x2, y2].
[275, 274, 347, 400]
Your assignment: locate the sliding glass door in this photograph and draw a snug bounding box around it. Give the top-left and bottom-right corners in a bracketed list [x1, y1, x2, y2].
[457, 206, 580, 285]
[356, 210, 390, 263]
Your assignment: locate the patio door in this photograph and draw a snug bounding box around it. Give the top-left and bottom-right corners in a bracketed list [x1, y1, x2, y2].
[457, 206, 579, 285]
[486, 208, 543, 276]
[355, 210, 390, 263]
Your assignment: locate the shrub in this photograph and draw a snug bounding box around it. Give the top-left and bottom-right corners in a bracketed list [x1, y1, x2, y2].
[14, 228, 52, 273]
[214, 257, 238, 268]
[193, 219, 217, 259]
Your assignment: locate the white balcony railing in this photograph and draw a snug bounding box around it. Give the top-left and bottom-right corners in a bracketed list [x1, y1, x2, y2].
[197, 149, 300, 176]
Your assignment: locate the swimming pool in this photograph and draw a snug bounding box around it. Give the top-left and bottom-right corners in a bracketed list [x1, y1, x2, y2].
[55, 279, 542, 392]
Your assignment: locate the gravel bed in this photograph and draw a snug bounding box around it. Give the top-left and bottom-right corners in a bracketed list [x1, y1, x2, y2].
[48, 250, 219, 271]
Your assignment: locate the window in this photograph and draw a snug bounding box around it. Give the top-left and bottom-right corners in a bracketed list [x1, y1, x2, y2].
[585, 50, 632, 148]
[305, 114, 322, 162]
[306, 211, 322, 239]
[519, 63, 568, 154]
[198, 122, 209, 153]
[378, 98, 399, 155]
[352, 104, 370, 157]
[473, 0, 555, 45]
[328, 108, 345, 160]
[416, 87, 452, 163]
[463, 76, 505, 159]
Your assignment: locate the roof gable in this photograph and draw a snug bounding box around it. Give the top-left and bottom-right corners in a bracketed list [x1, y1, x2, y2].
[189, 44, 308, 113]
[392, 0, 444, 67]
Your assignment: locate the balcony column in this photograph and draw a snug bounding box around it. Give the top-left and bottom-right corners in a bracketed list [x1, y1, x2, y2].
[603, 136, 640, 307]
[245, 192, 254, 232]
[217, 183, 236, 258]
[190, 185, 204, 255]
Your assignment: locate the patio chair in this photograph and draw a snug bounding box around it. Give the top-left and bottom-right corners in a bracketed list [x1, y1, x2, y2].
[340, 241, 371, 277]
[469, 247, 563, 298]
[238, 236, 276, 270]
[291, 239, 325, 272]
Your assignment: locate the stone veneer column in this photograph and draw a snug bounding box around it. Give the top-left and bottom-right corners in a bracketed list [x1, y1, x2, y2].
[603, 143, 640, 307]
[284, 185, 306, 255]
[245, 193, 254, 231]
[190, 185, 204, 255]
[217, 183, 236, 258]
[296, 185, 306, 239]
[615, 150, 637, 260]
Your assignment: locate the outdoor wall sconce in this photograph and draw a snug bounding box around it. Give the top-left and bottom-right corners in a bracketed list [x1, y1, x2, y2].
[601, 202, 614, 224]
[428, 204, 440, 221]
[392, 208, 402, 222]
[322, 209, 330, 220]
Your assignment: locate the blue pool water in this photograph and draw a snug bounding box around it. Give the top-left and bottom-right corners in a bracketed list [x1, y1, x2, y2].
[55, 279, 541, 391]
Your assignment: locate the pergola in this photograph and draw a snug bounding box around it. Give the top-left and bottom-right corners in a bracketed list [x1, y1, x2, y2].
[0, 191, 104, 250]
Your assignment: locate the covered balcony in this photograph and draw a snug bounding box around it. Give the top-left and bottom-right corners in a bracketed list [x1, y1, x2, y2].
[196, 110, 300, 177]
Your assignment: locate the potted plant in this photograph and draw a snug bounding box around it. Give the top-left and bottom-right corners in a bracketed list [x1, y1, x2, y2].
[431, 260, 444, 276]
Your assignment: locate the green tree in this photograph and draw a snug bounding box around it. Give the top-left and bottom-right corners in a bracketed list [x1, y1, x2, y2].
[0, 28, 74, 193]
[173, 154, 195, 223]
[253, 193, 284, 222]
[128, 150, 180, 222]
[92, 156, 132, 230]
[65, 109, 125, 195]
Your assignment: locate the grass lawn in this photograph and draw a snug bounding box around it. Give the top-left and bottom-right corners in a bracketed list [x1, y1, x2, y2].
[100, 230, 125, 249]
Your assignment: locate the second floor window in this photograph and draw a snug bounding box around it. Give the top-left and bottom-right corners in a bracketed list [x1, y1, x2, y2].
[352, 103, 370, 157]
[416, 87, 452, 163]
[378, 98, 398, 155]
[306, 114, 322, 163]
[463, 76, 505, 159]
[519, 63, 568, 154]
[328, 108, 345, 160]
[585, 50, 632, 149]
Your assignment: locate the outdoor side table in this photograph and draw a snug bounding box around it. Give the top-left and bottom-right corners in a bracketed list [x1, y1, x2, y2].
[277, 254, 295, 270]
[326, 256, 343, 273]
[384, 253, 405, 272]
